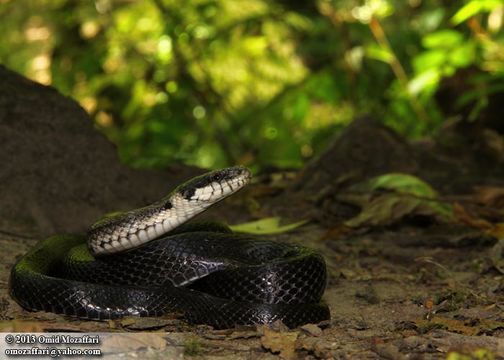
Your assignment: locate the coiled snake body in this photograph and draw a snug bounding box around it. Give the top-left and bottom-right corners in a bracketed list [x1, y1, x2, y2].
[10, 167, 330, 328]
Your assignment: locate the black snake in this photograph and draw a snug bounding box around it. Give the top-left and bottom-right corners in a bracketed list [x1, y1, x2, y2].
[10, 167, 330, 328]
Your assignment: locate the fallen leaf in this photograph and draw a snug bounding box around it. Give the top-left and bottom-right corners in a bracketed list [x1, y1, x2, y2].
[415, 316, 481, 336]
[230, 217, 309, 235]
[474, 185, 504, 209]
[260, 326, 298, 360]
[345, 173, 454, 228]
[356, 173, 439, 198]
[453, 203, 493, 231]
[453, 203, 504, 239]
[345, 193, 453, 228]
[488, 223, 504, 239]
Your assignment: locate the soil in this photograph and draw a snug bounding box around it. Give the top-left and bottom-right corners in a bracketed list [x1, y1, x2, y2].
[0, 65, 502, 359]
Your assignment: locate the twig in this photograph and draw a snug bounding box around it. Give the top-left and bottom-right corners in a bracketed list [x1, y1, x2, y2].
[369, 17, 431, 124]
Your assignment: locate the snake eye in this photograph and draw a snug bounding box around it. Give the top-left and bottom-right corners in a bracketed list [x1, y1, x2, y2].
[181, 187, 196, 200]
[178, 166, 251, 201]
[210, 172, 224, 182]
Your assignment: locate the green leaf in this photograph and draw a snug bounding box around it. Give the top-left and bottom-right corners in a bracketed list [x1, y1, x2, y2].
[345, 193, 453, 228]
[364, 173, 439, 198]
[422, 30, 463, 49]
[451, 0, 503, 25]
[229, 217, 309, 235]
[346, 174, 453, 228]
[413, 50, 446, 72]
[448, 42, 476, 68]
[365, 43, 393, 64]
[408, 69, 441, 96]
[417, 8, 446, 32]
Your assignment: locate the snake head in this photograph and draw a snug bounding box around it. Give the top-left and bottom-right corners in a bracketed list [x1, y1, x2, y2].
[89, 166, 252, 256]
[178, 166, 252, 203]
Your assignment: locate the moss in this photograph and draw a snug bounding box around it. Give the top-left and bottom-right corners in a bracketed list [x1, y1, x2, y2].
[14, 235, 86, 274]
[183, 337, 203, 356]
[65, 243, 95, 262]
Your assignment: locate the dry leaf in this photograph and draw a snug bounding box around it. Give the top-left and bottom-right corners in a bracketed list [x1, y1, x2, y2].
[454, 203, 504, 240]
[488, 223, 504, 239]
[474, 186, 504, 208]
[453, 203, 493, 231]
[345, 193, 452, 228]
[260, 326, 298, 360]
[415, 316, 481, 336]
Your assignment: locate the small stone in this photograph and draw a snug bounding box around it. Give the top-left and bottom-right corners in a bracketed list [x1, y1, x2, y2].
[300, 323, 323, 337]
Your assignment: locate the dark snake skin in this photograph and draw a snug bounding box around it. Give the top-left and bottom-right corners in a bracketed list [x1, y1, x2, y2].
[10, 223, 330, 328]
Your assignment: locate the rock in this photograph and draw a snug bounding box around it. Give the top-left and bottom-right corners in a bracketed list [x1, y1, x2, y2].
[300, 323, 323, 337]
[294, 116, 418, 194]
[0, 65, 200, 237]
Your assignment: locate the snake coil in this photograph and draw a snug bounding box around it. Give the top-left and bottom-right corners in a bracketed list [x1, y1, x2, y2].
[10, 167, 330, 328]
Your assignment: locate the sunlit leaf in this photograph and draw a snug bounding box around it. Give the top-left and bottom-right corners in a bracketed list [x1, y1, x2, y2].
[365, 43, 393, 64]
[408, 69, 441, 96]
[422, 30, 463, 49]
[451, 0, 503, 25]
[243, 36, 268, 56]
[156, 35, 173, 63]
[229, 217, 309, 234]
[448, 43, 476, 68]
[364, 173, 439, 198]
[284, 12, 313, 30]
[413, 50, 446, 72]
[346, 174, 453, 227]
[416, 8, 446, 32]
[0, 0, 499, 170]
[345, 193, 453, 228]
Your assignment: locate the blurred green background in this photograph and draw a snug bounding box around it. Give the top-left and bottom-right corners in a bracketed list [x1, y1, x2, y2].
[1, 0, 503, 171]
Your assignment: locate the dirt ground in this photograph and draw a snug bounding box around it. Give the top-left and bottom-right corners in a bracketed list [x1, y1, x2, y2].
[0, 66, 502, 359]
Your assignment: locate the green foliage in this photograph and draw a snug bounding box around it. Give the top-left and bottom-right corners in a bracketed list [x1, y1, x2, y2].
[229, 217, 308, 234]
[0, 0, 502, 170]
[183, 337, 203, 356]
[359, 173, 438, 198]
[346, 173, 453, 228]
[408, 28, 477, 100]
[452, 0, 503, 25]
[344, 193, 453, 228]
[447, 348, 495, 360]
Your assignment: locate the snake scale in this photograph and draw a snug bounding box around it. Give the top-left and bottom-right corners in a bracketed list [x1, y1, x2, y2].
[10, 166, 330, 328]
